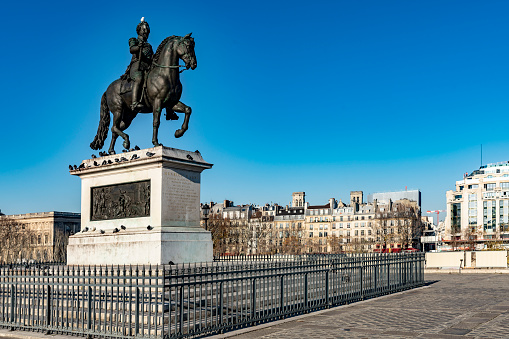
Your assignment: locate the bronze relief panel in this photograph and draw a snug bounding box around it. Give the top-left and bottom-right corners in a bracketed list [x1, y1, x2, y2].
[91, 180, 150, 221]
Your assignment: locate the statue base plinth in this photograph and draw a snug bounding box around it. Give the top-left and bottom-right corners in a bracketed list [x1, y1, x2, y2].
[67, 146, 213, 265]
[67, 227, 212, 265]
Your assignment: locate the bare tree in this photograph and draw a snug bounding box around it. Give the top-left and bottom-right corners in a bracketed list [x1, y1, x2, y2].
[207, 214, 232, 256]
[328, 234, 343, 253]
[374, 209, 392, 252]
[375, 201, 421, 251]
[395, 203, 422, 249]
[53, 228, 70, 262]
[249, 216, 276, 255]
[282, 235, 301, 254]
[0, 217, 36, 263]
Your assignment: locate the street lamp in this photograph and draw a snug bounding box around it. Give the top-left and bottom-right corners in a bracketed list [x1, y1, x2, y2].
[202, 203, 210, 231]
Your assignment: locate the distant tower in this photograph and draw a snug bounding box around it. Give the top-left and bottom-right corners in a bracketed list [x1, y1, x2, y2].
[292, 192, 305, 207]
[350, 191, 363, 204]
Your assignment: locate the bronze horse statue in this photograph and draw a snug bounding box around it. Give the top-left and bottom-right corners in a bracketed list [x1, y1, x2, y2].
[90, 33, 196, 154]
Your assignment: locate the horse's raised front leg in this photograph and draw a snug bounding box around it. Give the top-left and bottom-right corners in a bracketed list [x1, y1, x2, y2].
[110, 111, 130, 154]
[172, 101, 191, 138]
[152, 100, 163, 147]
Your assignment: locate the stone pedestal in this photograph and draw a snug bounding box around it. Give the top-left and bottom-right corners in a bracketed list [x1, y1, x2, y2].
[67, 146, 213, 265]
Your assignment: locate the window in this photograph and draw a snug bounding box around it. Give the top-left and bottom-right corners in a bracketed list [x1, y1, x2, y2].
[500, 200, 509, 232]
[468, 184, 479, 189]
[340, 216, 343, 221]
[309, 232, 313, 237]
[347, 223, 351, 228]
[355, 230, 358, 236]
[309, 225, 313, 230]
[486, 183, 496, 191]
[484, 200, 496, 231]
[361, 230, 365, 236]
[502, 182, 509, 189]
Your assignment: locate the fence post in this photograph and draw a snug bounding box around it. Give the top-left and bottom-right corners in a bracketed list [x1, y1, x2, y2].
[387, 261, 390, 291]
[10, 284, 15, 329]
[219, 282, 224, 325]
[360, 259, 364, 300]
[179, 286, 184, 334]
[304, 273, 308, 312]
[87, 286, 92, 334]
[279, 275, 284, 315]
[135, 287, 140, 335]
[374, 259, 378, 293]
[325, 270, 329, 307]
[251, 279, 256, 321]
[46, 285, 52, 332]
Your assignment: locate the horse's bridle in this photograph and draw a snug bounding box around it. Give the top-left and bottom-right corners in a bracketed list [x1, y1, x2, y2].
[152, 37, 192, 73]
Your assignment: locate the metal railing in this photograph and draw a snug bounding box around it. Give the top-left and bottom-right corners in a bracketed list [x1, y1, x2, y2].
[0, 253, 424, 338]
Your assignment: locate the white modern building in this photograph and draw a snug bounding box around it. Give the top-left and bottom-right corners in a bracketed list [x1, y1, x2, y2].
[445, 161, 509, 249]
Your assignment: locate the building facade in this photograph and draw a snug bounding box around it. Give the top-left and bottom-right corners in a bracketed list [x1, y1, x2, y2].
[445, 162, 509, 249]
[368, 190, 421, 207]
[0, 211, 81, 262]
[202, 189, 422, 255]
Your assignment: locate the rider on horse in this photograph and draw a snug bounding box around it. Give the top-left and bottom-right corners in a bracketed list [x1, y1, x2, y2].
[128, 18, 153, 112]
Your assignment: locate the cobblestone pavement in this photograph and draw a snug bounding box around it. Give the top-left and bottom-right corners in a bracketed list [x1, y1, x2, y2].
[219, 274, 509, 339]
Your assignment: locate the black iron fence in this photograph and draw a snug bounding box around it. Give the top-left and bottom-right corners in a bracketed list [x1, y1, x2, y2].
[0, 253, 424, 338]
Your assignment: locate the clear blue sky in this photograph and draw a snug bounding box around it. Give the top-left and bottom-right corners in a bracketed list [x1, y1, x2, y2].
[2, 0, 509, 221]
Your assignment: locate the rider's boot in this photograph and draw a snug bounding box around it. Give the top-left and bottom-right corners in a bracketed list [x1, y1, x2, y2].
[130, 80, 143, 112]
[166, 110, 179, 121]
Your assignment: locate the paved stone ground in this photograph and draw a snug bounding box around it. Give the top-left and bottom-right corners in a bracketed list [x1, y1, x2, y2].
[214, 274, 509, 339]
[2, 273, 509, 339]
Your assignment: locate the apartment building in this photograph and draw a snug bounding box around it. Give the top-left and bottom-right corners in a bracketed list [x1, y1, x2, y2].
[202, 189, 422, 255]
[445, 161, 509, 249]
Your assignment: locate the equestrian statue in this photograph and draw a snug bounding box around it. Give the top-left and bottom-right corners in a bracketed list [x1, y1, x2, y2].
[90, 18, 197, 154]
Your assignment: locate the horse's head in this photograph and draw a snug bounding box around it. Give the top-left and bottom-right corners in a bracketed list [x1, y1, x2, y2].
[177, 33, 197, 70]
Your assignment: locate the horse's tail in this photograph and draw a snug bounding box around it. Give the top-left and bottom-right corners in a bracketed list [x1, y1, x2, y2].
[90, 92, 110, 150]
